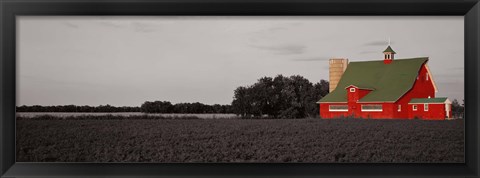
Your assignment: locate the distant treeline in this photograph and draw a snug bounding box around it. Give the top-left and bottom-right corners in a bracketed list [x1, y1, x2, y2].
[16, 102, 233, 114]
[140, 101, 233, 114]
[16, 105, 141, 113]
[232, 75, 329, 119]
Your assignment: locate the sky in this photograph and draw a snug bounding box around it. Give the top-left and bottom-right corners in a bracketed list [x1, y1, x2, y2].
[17, 16, 464, 106]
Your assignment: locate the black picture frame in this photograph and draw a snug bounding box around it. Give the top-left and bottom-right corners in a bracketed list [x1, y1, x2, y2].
[1, 0, 479, 177]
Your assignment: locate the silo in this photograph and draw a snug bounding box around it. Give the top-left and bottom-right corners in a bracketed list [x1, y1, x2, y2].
[329, 58, 348, 92]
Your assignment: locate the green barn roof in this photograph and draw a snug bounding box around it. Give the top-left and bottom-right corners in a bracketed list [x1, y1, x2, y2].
[318, 57, 428, 103]
[383, 46, 396, 54]
[409, 97, 448, 103]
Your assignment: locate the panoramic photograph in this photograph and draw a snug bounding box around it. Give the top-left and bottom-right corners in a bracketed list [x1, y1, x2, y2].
[16, 16, 464, 163]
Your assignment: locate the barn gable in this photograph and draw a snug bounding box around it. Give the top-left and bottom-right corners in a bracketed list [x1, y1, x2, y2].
[319, 57, 428, 103]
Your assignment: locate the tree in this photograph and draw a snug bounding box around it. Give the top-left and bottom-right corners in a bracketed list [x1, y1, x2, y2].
[249, 76, 275, 117]
[231, 75, 330, 119]
[451, 99, 465, 119]
[279, 75, 312, 118]
[315, 79, 329, 97]
[232, 86, 253, 118]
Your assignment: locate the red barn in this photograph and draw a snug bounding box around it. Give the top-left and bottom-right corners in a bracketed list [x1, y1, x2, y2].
[317, 45, 452, 120]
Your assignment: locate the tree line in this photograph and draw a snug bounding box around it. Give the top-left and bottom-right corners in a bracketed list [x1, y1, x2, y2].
[232, 75, 329, 119]
[16, 105, 141, 113]
[140, 101, 233, 114]
[16, 102, 233, 114]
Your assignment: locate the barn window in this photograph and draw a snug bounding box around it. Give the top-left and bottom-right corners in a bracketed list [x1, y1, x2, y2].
[398, 105, 401, 112]
[329, 105, 348, 112]
[361, 104, 382, 112]
[413, 105, 417, 111]
[426, 73, 429, 81]
[424, 104, 429, 111]
[350, 88, 356, 92]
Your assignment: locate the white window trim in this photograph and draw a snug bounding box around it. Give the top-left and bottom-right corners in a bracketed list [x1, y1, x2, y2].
[426, 74, 429, 81]
[361, 109, 383, 112]
[329, 105, 348, 112]
[398, 105, 401, 112]
[413, 105, 417, 111]
[361, 105, 383, 112]
[424, 104, 429, 111]
[350, 88, 356, 92]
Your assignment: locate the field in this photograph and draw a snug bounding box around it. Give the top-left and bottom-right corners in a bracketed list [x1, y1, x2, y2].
[16, 116, 464, 163]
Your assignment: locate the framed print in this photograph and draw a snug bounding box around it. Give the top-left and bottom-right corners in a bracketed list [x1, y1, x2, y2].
[1, 0, 479, 177]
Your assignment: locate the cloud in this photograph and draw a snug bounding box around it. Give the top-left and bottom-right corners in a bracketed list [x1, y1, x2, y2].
[248, 23, 299, 43]
[434, 71, 464, 78]
[97, 21, 159, 33]
[436, 81, 463, 85]
[287, 22, 303, 26]
[250, 44, 306, 55]
[98, 21, 124, 28]
[267, 27, 287, 33]
[132, 22, 158, 33]
[447, 67, 464, 71]
[265, 23, 301, 33]
[20, 74, 118, 88]
[358, 50, 378, 54]
[364, 40, 393, 46]
[63, 22, 79, 28]
[291, 57, 330, 62]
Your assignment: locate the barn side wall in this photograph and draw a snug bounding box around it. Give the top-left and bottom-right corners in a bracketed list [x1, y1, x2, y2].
[320, 102, 397, 119]
[408, 103, 446, 120]
[354, 103, 396, 119]
[319, 103, 349, 119]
